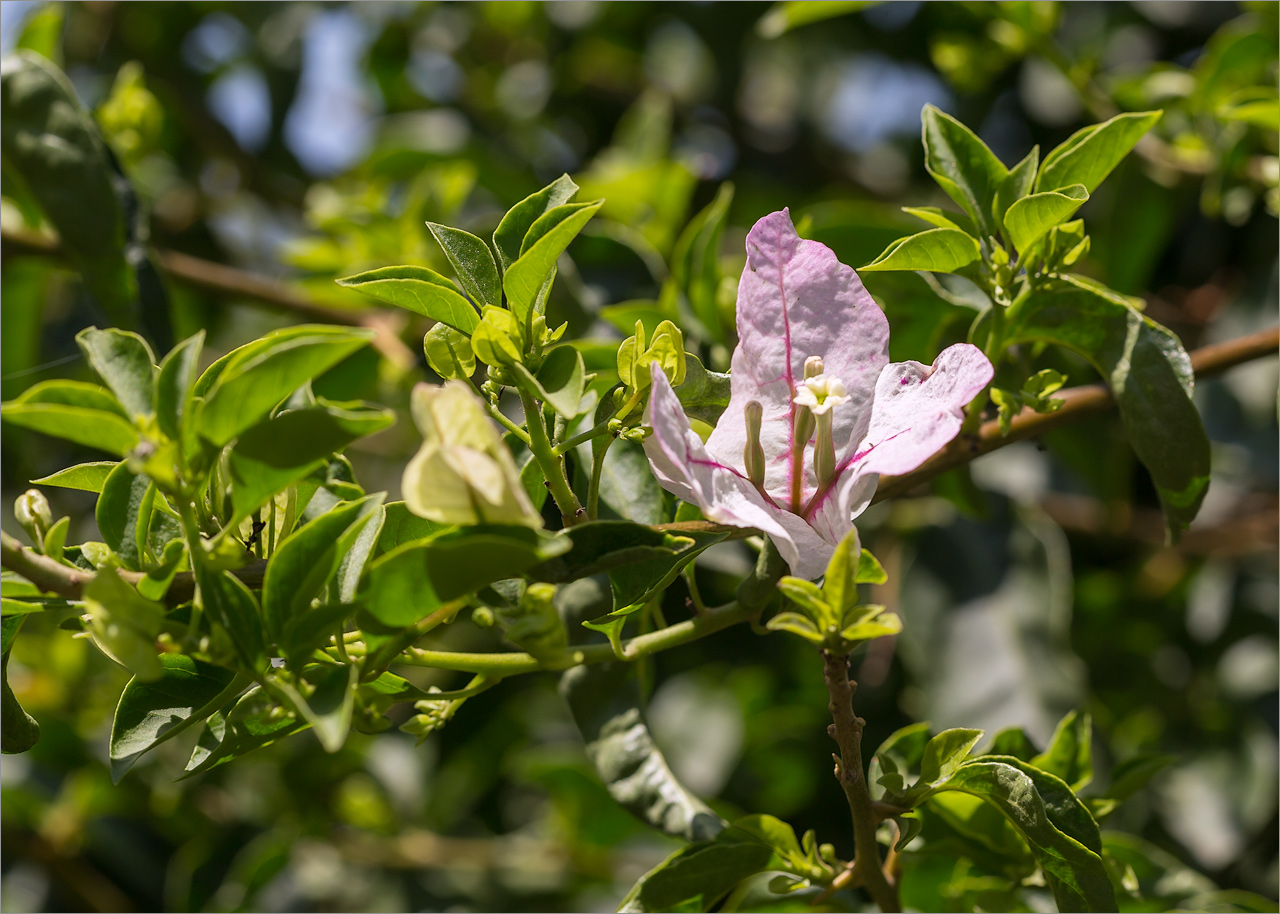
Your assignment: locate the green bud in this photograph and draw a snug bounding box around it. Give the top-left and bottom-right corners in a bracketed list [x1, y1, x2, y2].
[743, 401, 766, 487]
[471, 606, 495, 628]
[472, 306, 526, 367]
[423, 323, 476, 380]
[14, 489, 52, 543]
[617, 319, 686, 392]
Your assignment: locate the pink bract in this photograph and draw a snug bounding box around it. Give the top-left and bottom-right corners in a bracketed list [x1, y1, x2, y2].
[642, 209, 994, 579]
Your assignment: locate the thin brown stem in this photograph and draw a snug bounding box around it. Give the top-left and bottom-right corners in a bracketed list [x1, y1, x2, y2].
[822, 649, 899, 913]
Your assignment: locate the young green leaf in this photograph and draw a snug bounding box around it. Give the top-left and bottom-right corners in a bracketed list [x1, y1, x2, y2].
[425, 222, 502, 309]
[1031, 710, 1092, 792]
[921, 104, 1010, 238]
[422, 323, 476, 380]
[1006, 276, 1209, 535]
[197, 326, 375, 447]
[900, 205, 979, 236]
[31, 461, 118, 493]
[820, 526, 860, 616]
[917, 727, 984, 788]
[335, 265, 479, 334]
[155, 330, 204, 441]
[1036, 110, 1162, 195]
[261, 494, 383, 645]
[504, 200, 604, 324]
[513, 345, 586, 418]
[856, 547, 887, 584]
[76, 327, 156, 421]
[492, 173, 579, 272]
[95, 462, 155, 571]
[861, 227, 982, 273]
[227, 404, 394, 526]
[2, 381, 138, 455]
[470, 306, 525, 367]
[1002, 184, 1088, 254]
[109, 654, 244, 783]
[993, 145, 1039, 226]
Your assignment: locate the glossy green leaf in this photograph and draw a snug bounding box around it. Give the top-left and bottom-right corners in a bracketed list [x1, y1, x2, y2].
[673, 352, 731, 426]
[492, 173, 579, 272]
[1, 52, 138, 326]
[422, 323, 476, 380]
[921, 104, 1009, 238]
[194, 564, 267, 673]
[529, 520, 700, 583]
[1003, 184, 1088, 254]
[901, 205, 978, 236]
[31, 461, 118, 492]
[504, 200, 603, 324]
[95, 462, 155, 571]
[470, 305, 525, 366]
[1, 616, 38, 754]
[1006, 277, 1210, 535]
[1032, 710, 1092, 792]
[76, 327, 156, 421]
[2, 381, 138, 455]
[937, 757, 1115, 912]
[376, 501, 450, 554]
[184, 686, 308, 776]
[109, 654, 243, 782]
[363, 526, 570, 627]
[426, 222, 501, 309]
[261, 494, 383, 644]
[227, 404, 393, 525]
[335, 265, 478, 334]
[918, 728, 984, 788]
[515, 345, 586, 418]
[155, 330, 203, 441]
[861, 227, 982, 273]
[1036, 111, 1162, 195]
[993, 145, 1039, 226]
[197, 326, 375, 447]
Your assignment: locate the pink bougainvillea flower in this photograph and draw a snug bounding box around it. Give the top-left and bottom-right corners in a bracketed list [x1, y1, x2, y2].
[643, 209, 993, 579]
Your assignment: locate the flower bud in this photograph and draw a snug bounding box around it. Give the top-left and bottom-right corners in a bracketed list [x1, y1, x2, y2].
[743, 401, 766, 487]
[804, 355, 824, 379]
[815, 411, 836, 487]
[471, 606, 496, 628]
[423, 323, 476, 380]
[14, 489, 52, 543]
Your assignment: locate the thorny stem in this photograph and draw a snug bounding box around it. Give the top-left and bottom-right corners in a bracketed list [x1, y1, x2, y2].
[822, 649, 900, 913]
[518, 388, 585, 526]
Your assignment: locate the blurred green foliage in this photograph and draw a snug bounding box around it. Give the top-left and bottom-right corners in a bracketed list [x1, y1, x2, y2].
[0, 2, 1276, 911]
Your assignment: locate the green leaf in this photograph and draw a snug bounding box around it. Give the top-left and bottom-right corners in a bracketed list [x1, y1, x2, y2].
[95, 462, 155, 571]
[194, 564, 267, 673]
[856, 547, 887, 584]
[1, 52, 139, 327]
[900, 205, 978, 236]
[184, 686, 308, 775]
[529, 520, 702, 583]
[777, 577, 831, 621]
[993, 145, 1039, 227]
[608, 528, 726, 612]
[861, 228, 982, 273]
[987, 726, 1038, 761]
[764, 611, 825, 643]
[621, 831, 775, 912]
[869, 721, 932, 800]
[270, 663, 356, 753]
[820, 526, 861, 616]
[1100, 753, 1173, 804]
[756, 1, 873, 38]
[917, 728, 984, 789]
[514, 346, 586, 419]
[426, 222, 501, 309]
[936, 757, 1116, 912]
[31, 461, 118, 493]
[470, 305, 525, 366]
[197, 326, 375, 447]
[155, 331, 203, 441]
[503, 200, 604, 324]
[376, 501, 449, 554]
[335, 265, 479, 334]
[1, 616, 38, 753]
[2, 380, 137, 455]
[921, 104, 1009, 238]
[109, 654, 243, 783]
[76, 327, 156, 421]
[673, 352, 731, 426]
[1003, 184, 1089, 254]
[492, 173, 579, 272]
[227, 404, 394, 525]
[1036, 111, 1162, 195]
[84, 567, 164, 680]
[261, 494, 383, 645]
[363, 526, 570, 627]
[1032, 710, 1092, 792]
[422, 323, 476, 380]
[1006, 277, 1210, 535]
